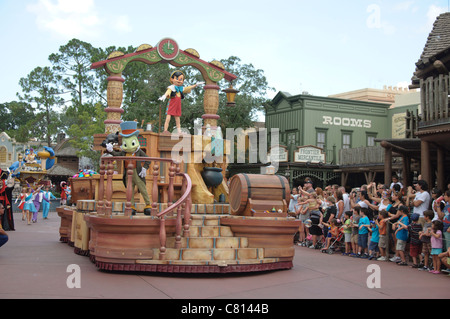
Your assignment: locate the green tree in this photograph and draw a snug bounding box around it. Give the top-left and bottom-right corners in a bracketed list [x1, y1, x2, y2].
[49, 38, 103, 107]
[17, 66, 64, 146]
[0, 101, 35, 140]
[218, 56, 274, 129]
[67, 102, 106, 170]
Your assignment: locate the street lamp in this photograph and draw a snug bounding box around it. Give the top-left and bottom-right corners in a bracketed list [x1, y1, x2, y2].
[222, 82, 239, 106]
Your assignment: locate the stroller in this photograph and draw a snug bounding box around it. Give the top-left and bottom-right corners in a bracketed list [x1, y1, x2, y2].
[302, 219, 327, 249]
[321, 225, 345, 254]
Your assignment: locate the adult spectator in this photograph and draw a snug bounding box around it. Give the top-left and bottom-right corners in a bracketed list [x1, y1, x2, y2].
[390, 175, 403, 192]
[303, 179, 315, 194]
[339, 186, 351, 214]
[409, 180, 431, 227]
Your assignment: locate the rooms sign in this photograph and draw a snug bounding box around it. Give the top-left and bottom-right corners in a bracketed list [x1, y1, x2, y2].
[322, 116, 372, 128]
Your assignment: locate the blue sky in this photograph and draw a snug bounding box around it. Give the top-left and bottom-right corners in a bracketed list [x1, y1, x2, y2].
[0, 0, 448, 106]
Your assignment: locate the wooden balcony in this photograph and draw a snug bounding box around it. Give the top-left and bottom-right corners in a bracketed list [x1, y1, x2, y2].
[419, 74, 450, 129]
[339, 146, 385, 166]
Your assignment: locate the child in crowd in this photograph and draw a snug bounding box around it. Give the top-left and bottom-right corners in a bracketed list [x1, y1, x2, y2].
[357, 207, 371, 258]
[321, 218, 340, 253]
[376, 210, 391, 261]
[295, 195, 310, 245]
[408, 213, 423, 268]
[289, 187, 299, 214]
[394, 205, 409, 266]
[342, 211, 353, 255]
[419, 210, 434, 271]
[368, 219, 379, 260]
[438, 247, 450, 274]
[430, 220, 444, 274]
[321, 196, 336, 239]
[350, 206, 361, 257]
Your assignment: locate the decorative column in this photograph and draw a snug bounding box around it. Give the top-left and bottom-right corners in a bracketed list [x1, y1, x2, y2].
[201, 84, 220, 129]
[105, 74, 125, 134]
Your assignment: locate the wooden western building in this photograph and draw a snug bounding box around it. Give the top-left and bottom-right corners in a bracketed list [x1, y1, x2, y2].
[229, 87, 420, 190]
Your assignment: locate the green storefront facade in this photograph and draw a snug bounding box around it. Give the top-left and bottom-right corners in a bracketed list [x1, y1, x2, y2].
[228, 91, 420, 190]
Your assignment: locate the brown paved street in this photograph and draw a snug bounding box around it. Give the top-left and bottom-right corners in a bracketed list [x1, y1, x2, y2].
[1, 210, 449, 301]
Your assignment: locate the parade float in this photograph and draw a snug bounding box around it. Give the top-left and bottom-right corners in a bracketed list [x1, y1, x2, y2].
[8, 146, 57, 192]
[57, 38, 300, 274]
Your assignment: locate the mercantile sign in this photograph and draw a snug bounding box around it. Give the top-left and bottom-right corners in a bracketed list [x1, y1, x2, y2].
[294, 145, 326, 163]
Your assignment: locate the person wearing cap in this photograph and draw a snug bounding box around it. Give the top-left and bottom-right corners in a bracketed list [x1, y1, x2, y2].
[407, 213, 423, 268]
[105, 121, 152, 215]
[299, 179, 315, 197]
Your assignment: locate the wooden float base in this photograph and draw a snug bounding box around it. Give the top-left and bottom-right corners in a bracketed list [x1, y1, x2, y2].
[58, 202, 300, 274]
[94, 261, 294, 274]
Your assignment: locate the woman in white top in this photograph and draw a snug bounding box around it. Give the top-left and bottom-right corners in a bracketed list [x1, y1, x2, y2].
[335, 190, 345, 220]
[368, 183, 391, 212]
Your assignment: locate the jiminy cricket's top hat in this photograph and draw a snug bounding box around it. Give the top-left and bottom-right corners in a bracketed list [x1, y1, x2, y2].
[120, 121, 140, 137]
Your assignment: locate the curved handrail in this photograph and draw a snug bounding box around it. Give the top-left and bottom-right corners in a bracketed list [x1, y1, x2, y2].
[98, 155, 192, 259]
[157, 172, 192, 218]
[157, 172, 192, 258]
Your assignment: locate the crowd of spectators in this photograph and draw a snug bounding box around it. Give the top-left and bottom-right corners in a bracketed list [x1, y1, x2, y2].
[289, 176, 450, 275]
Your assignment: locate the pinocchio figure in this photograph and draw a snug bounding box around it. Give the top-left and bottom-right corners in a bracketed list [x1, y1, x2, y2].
[159, 70, 203, 134]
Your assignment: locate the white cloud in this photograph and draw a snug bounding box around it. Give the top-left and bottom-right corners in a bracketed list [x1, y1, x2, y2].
[393, 1, 415, 11]
[426, 4, 447, 31]
[381, 21, 396, 35]
[27, 0, 132, 39]
[112, 15, 133, 34]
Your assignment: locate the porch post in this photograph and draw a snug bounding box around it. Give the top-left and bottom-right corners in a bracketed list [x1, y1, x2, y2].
[384, 147, 392, 185]
[420, 140, 431, 186]
[437, 146, 445, 191]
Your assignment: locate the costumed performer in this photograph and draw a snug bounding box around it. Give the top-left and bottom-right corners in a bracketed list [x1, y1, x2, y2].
[105, 121, 152, 215]
[60, 181, 68, 205]
[0, 203, 8, 248]
[42, 186, 57, 219]
[159, 70, 204, 135]
[0, 169, 14, 231]
[23, 186, 43, 225]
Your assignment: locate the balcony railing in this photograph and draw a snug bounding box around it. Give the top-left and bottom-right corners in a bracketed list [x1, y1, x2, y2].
[419, 73, 450, 127]
[339, 146, 385, 166]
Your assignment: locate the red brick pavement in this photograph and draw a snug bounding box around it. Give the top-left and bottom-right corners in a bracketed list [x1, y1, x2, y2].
[1, 211, 448, 301]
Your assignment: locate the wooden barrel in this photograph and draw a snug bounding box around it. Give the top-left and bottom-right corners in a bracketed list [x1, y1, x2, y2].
[229, 174, 290, 215]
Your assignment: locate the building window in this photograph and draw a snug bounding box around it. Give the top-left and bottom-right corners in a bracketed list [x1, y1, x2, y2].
[316, 130, 327, 150]
[0, 147, 6, 163]
[287, 132, 296, 146]
[367, 134, 377, 147]
[342, 132, 352, 149]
